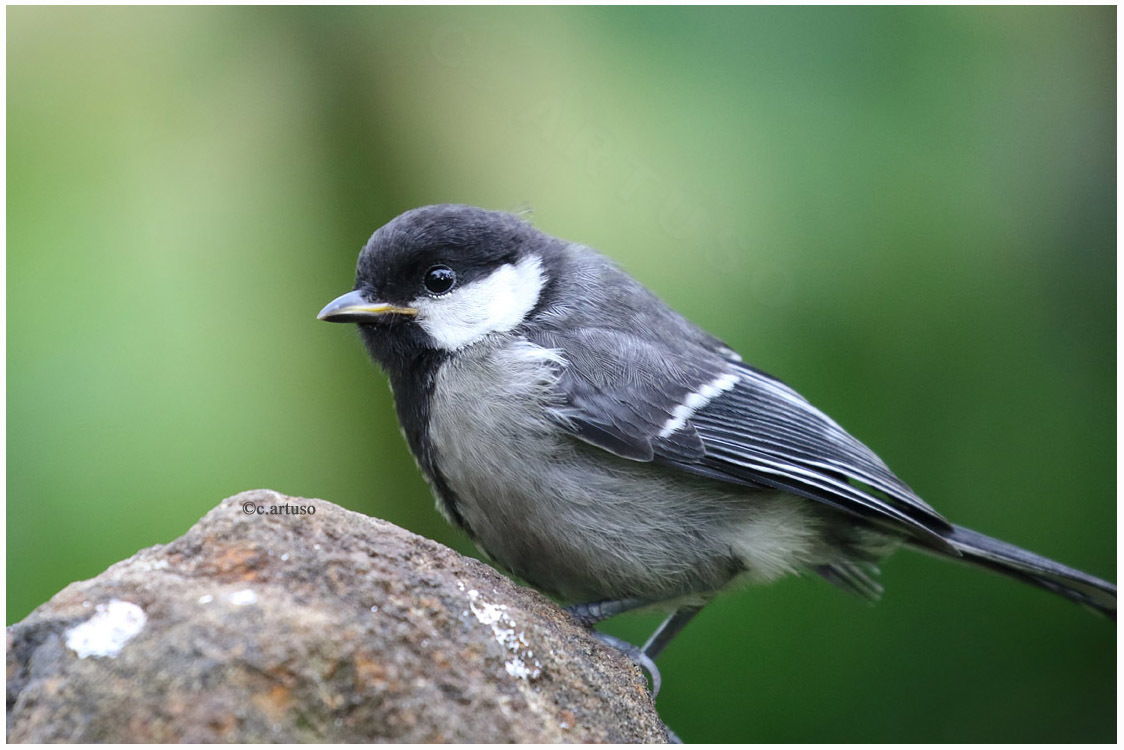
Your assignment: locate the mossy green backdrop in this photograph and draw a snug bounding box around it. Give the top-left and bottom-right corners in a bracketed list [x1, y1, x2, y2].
[8, 6, 1115, 742]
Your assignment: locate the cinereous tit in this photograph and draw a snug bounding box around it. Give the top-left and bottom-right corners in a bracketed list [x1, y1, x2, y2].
[319, 204, 1115, 690]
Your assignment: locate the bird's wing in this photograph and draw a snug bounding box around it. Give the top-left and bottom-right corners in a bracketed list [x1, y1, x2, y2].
[530, 327, 954, 551]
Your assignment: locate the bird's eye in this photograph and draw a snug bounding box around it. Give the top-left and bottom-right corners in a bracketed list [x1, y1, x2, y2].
[423, 265, 456, 295]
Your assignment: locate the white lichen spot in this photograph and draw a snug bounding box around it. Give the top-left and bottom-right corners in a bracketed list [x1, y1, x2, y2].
[370, 605, 379, 613]
[198, 594, 214, 605]
[65, 599, 147, 659]
[465, 589, 542, 680]
[280, 553, 290, 562]
[227, 589, 257, 606]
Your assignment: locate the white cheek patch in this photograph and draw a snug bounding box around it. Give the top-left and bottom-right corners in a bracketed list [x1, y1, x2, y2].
[412, 255, 545, 351]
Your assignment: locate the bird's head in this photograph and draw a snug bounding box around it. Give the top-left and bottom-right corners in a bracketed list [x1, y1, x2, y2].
[319, 205, 552, 369]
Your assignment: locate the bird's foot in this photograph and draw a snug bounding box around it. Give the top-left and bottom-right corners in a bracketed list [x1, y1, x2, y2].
[565, 598, 649, 626]
[564, 601, 603, 627]
[590, 631, 662, 698]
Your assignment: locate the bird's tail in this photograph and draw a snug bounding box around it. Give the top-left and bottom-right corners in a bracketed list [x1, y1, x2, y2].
[923, 525, 1116, 618]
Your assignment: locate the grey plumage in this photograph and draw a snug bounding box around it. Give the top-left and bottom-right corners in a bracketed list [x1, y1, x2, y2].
[426, 332, 848, 603]
[319, 204, 1116, 659]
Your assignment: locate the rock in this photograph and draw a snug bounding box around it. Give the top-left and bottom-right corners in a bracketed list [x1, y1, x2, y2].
[7, 490, 668, 743]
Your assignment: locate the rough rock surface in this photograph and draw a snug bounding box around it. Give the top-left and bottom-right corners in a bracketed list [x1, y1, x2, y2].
[7, 489, 668, 743]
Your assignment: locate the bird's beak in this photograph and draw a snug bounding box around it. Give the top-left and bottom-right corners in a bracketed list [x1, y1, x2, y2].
[317, 290, 418, 323]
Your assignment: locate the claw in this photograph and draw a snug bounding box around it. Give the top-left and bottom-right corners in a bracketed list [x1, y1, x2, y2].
[591, 631, 662, 698]
[564, 597, 649, 627]
[565, 602, 602, 627]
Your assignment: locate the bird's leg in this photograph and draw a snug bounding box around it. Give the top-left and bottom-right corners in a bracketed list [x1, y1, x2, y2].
[565, 597, 710, 701]
[642, 601, 709, 660]
[565, 597, 651, 626]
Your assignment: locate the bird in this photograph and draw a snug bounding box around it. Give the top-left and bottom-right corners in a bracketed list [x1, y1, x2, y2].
[318, 203, 1115, 692]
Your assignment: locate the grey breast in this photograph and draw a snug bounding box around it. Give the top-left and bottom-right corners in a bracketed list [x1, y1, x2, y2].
[425, 334, 826, 602]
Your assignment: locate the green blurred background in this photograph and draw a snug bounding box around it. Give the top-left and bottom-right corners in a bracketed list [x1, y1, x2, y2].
[8, 6, 1115, 742]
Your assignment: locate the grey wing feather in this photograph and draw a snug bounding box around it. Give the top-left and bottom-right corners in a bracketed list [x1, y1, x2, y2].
[686, 361, 955, 548]
[534, 327, 714, 462]
[530, 324, 956, 552]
